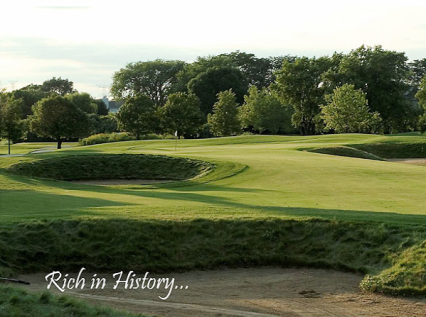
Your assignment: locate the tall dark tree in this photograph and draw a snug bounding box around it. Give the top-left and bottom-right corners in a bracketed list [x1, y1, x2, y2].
[174, 55, 235, 93]
[273, 56, 333, 135]
[30, 95, 91, 149]
[188, 66, 248, 116]
[111, 59, 186, 106]
[12, 85, 49, 118]
[93, 99, 109, 115]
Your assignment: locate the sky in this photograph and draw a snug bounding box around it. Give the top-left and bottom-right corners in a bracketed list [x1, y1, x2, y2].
[1, 1, 426, 98]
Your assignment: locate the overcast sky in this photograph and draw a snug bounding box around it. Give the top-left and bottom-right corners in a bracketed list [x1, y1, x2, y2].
[1, 1, 426, 98]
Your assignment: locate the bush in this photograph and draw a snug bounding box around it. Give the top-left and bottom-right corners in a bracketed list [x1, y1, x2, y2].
[79, 132, 135, 146]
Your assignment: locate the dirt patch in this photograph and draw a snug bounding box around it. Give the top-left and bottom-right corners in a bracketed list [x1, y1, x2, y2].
[388, 158, 426, 166]
[18, 268, 426, 317]
[71, 179, 174, 186]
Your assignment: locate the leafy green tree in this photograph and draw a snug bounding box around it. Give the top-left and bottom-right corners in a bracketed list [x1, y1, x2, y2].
[30, 95, 91, 149]
[0, 90, 23, 154]
[116, 94, 158, 139]
[416, 77, 426, 132]
[208, 90, 241, 136]
[327, 45, 411, 132]
[273, 56, 333, 135]
[111, 59, 186, 106]
[240, 86, 293, 134]
[41, 77, 76, 96]
[188, 66, 248, 116]
[159, 92, 204, 139]
[65, 92, 97, 114]
[320, 84, 382, 133]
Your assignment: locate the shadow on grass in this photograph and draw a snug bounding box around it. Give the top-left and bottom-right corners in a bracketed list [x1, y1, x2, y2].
[0, 189, 135, 222]
[4, 170, 426, 225]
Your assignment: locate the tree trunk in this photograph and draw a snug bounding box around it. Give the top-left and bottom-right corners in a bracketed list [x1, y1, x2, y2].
[136, 132, 140, 140]
[57, 138, 62, 150]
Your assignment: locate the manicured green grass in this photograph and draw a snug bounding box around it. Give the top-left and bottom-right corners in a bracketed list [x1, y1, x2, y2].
[1, 133, 426, 301]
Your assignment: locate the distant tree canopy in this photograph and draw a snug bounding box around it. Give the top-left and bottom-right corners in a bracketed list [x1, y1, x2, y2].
[111, 59, 186, 106]
[30, 95, 91, 149]
[41, 77, 76, 96]
[188, 66, 248, 116]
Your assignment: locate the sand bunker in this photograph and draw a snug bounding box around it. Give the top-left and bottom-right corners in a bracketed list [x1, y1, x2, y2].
[388, 158, 426, 166]
[19, 267, 426, 317]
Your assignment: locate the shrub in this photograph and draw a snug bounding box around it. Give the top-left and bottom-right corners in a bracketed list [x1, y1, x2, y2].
[79, 132, 135, 146]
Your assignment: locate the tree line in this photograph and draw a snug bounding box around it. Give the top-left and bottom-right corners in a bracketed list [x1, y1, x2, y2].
[1, 46, 426, 152]
[110, 46, 426, 138]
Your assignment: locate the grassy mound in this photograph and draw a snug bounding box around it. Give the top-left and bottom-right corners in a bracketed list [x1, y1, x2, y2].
[360, 241, 426, 296]
[0, 219, 425, 296]
[307, 146, 384, 161]
[350, 142, 426, 159]
[6, 154, 212, 181]
[0, 285, 143, 317]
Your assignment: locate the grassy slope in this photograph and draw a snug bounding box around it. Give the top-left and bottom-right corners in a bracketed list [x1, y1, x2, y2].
[1, 133, 426, 300]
